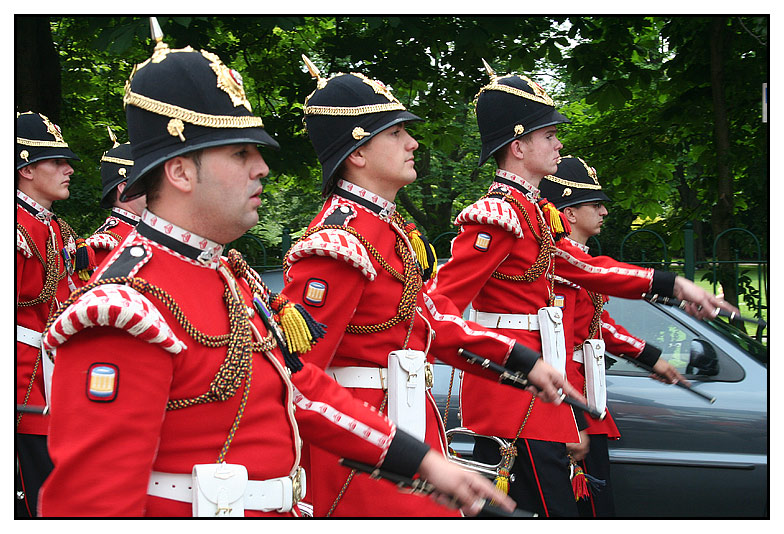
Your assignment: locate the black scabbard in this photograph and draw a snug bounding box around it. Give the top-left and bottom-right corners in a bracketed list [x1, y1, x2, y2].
[338, 458, 537, 517]
[618, 356, 716, 403]
[16, 404, 48, 415]
[643, 293, 767, 328]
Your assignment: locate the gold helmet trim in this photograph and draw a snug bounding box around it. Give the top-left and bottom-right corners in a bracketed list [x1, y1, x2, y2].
[303, 70, 407, 117]
[543, 156, 602, 190]
[101, 155, 135, 166]
[304, 102, 407, 117]
[123, 89, 265, 129]
[16, 137, 70, 148]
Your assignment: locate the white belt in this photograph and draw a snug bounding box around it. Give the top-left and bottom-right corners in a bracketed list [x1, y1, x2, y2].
[573, 347, 584, 363]
[147, 468, 305, 513]
[327, 366, 389, 389]
[17, 325, 43, 348]
[469, 309, 540, 331]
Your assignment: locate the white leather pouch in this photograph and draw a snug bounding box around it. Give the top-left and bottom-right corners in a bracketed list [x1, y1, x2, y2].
[582, 339, 607, 415]
[537, 307, 566, 377]
[192, 463, 248, 517]
[387, 349, 427, 441]
[42, 347, 54, 411]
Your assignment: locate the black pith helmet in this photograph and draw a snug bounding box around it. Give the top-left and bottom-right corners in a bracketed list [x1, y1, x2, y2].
[121, 18, 279, 200]
[301, 55, 422, 195]
[539, 155, 610, 210]
[475, 60, 570, 166]
[15, 111, 80, 170]
[99, 128, 135, 209]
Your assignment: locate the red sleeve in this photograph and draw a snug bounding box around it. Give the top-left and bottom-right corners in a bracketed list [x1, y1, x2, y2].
[554, 239, 656, 298]
[421, 291, 521, 379]
[39, 329, 173, 517]
[600, 307, 661, 367]
[600, 308, 645, 358]
[290, 363, 396, 468]
[428, 222, 516, 313]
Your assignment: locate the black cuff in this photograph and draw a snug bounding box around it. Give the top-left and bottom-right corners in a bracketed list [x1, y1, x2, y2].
[506, 342, 541, 376]
[651, 270, 677, 297]
[636, 343, 662, 368]
[380, 429, 430, 479]
[575, 409, 590, 430]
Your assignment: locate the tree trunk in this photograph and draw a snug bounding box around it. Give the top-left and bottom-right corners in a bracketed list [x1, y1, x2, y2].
[708, 16, 744, 330]
[15, 17, 61, 121]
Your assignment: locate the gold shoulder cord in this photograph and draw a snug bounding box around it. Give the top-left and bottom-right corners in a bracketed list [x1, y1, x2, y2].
[15, 224, 64, 308]
[41, 268, 276, 461]
[487, 193, 556, 299]
[16, 223, 66, 427]
[284, 222, 422, 334]
[575, 290, 605, 351]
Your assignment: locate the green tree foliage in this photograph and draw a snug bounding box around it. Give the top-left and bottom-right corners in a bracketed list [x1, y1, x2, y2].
[18, 16, 767, 283]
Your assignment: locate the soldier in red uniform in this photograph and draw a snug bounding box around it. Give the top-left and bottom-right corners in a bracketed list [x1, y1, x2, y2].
[86, 129, 146, 267]
[426, 64, 735, 516]
[280, 58, 579, 517]
[15, 111, 84, 517]
[540, 155, 686, 516]
[38, 25, 515, 518]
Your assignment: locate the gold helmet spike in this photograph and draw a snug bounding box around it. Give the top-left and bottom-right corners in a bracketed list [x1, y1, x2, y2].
[147, 17, 171, 63]
[481, 58, 498, 81]
[302, 54, 327, 89]
[150, 17, 164, 45]
[106, 126, 119, 148]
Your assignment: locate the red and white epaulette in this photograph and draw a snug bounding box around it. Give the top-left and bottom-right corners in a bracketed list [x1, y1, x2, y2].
[86, 233, 120, 250]
[286, 228, 377, 281]
[455, 197, 524, 238]
[43, 283, 187, 355]
[16, 228, 33, 258]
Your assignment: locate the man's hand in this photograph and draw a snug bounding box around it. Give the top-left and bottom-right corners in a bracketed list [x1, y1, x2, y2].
[417, 450, 516, 516]
[566, 430, 590, 462]
[526, 359, 586, 405]
[650, 358, 691, 386]
[673, 276, 739, 320]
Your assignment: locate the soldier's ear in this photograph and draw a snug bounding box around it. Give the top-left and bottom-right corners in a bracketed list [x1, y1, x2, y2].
[509, 138, 528, 161]
[562, 206, 578, 223]
[162, 156, 198, 194]
[17, 164, 35, 182]
[345, 147, 368, 170]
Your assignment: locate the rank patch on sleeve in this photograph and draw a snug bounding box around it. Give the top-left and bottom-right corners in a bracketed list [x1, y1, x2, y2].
[86, 363, 119, 402]
[474, 232, 492, 252]
[303, 278, 328, 307]
[553, 295, 565, 308]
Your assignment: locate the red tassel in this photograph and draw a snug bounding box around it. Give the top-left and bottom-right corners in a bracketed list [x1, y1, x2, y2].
[571, 464, 590, 501]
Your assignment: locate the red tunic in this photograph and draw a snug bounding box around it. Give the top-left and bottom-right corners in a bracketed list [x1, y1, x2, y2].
[38, 210, 402, 517]
[16, 190, 83, 436]
[558, 239, 660, 438]
[86, 207, 140, 267]
[281, 180, 522, 517]
[428, 170, 665, 443]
